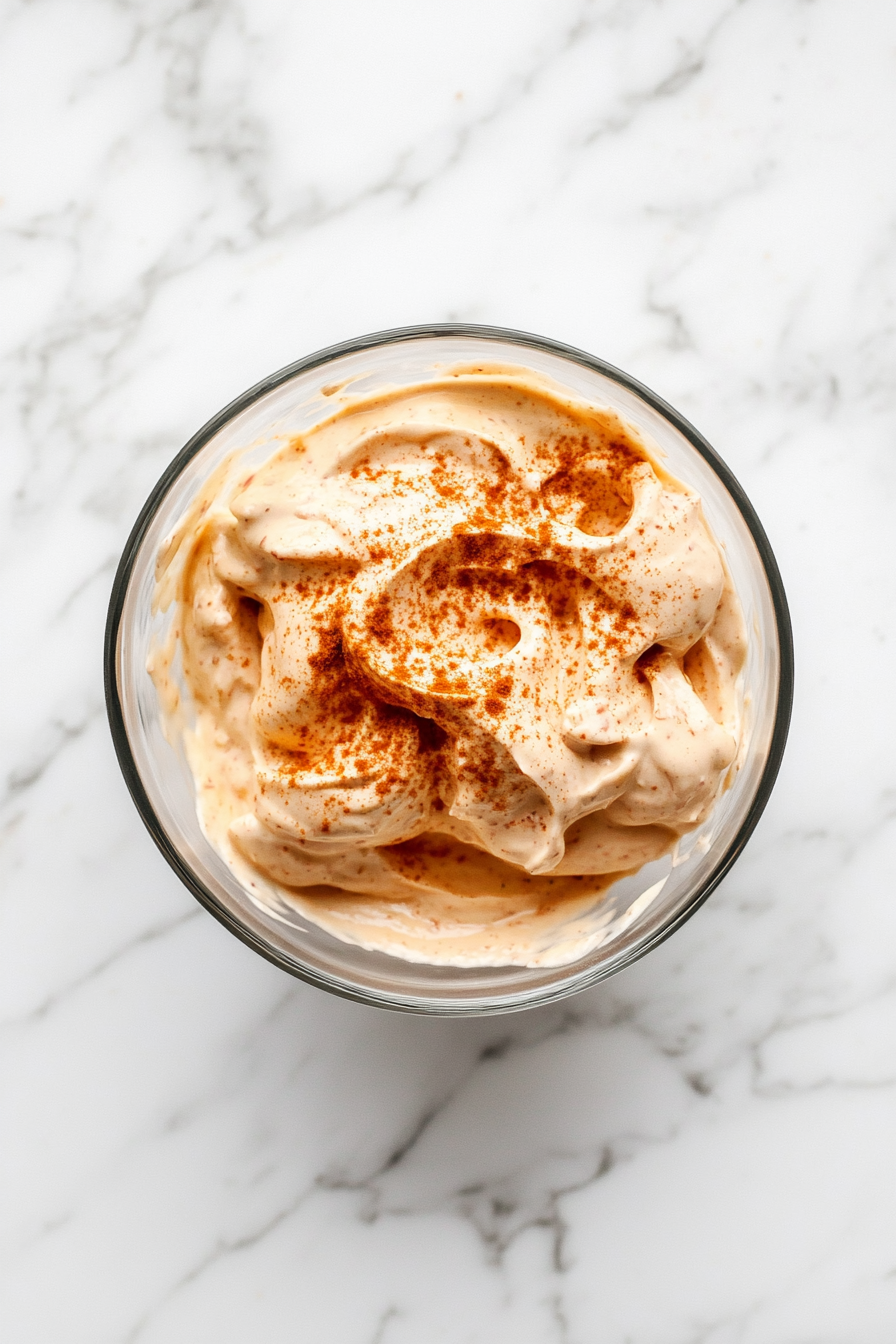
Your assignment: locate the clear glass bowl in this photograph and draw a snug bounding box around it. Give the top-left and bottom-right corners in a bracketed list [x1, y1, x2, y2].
[105, 326, 793, 1015]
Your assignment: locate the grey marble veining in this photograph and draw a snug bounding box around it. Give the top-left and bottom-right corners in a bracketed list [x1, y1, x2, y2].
[2, 0, 896, 1339]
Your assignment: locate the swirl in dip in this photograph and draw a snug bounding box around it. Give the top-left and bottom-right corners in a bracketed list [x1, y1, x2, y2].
[152, 365, 746, 967]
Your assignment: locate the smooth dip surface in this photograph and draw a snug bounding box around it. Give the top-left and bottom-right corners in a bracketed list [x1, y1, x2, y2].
[152, 365, 746, 967]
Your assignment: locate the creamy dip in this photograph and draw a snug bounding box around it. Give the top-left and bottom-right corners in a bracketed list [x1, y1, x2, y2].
[152, 365, 746, 967]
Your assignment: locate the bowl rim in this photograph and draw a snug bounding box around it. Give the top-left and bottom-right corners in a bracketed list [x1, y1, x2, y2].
[104, 323, 794, 1014]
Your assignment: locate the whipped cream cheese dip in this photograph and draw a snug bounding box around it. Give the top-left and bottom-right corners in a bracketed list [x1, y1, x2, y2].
[151, 364, 746, 968]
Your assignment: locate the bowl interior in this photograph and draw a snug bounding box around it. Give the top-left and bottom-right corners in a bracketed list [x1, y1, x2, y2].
[108, 328, 791, 1014]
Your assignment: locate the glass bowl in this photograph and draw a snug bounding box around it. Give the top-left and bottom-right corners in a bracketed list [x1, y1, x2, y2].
[105, 325, 793, 1015]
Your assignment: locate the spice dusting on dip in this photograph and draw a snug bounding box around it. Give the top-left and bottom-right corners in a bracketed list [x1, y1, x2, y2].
[151, 365, 746, 967]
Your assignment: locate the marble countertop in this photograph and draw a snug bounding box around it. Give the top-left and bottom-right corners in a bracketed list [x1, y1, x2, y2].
[3, 1, 896, 1339]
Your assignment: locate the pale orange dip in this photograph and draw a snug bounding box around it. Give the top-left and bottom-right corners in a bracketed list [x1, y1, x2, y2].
[151, 365, 746, 967]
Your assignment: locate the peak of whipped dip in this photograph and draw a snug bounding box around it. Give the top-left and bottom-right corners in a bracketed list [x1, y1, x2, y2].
[151, 365, 746, 967]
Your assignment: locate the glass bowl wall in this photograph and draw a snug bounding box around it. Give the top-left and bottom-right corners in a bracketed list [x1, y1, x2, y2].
[105, 326, 793, 1015]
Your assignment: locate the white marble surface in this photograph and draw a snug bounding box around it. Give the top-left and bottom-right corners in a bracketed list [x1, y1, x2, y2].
[2, 0, 896, 1338]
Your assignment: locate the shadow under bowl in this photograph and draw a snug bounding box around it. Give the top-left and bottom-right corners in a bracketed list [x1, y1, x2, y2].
[105, 324, 793, 1016]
